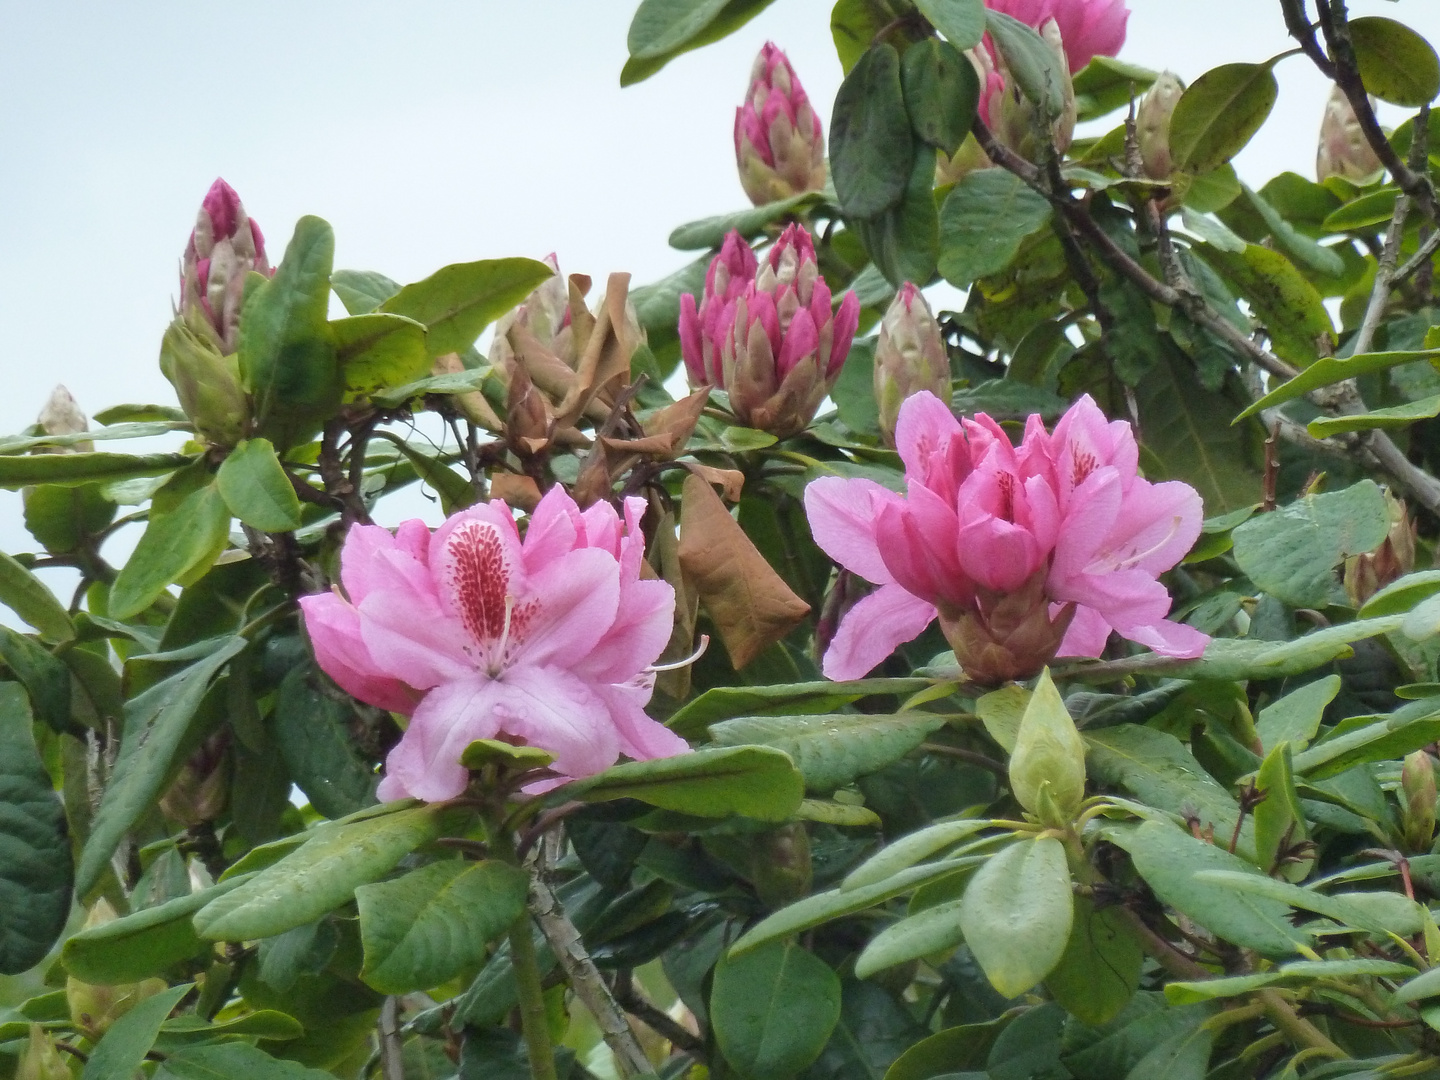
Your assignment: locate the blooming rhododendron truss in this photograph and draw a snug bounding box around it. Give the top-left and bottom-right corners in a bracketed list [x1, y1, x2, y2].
[804, 392, 1209, 684]
[298, 488, 687, 802]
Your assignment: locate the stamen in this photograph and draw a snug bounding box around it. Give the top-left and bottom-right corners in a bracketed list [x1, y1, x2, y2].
[490, 595, 517, 675]
[648, 634, 711, 673]
[1088, 515, 1183, 574]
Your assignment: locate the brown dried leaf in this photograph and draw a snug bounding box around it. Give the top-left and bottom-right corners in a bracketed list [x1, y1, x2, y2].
[556, 273, 634, 426]
[600, 433, 677, 456]
[678, 473, 809, 670]
[505, 358, 553, 455]
[643, 388, 710, 459]
[682, 461, 745, 503]
[490, 473, 543, 512]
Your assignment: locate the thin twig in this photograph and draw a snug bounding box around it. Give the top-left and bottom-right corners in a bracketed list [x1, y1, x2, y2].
[613, 970, 706, 1060]
[378, 997, 405, 1080]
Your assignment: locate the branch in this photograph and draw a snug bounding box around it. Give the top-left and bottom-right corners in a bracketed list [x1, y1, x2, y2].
[378, 997, 405, 1080]
[527, 864, 657, 1078]
[612, 970, 706, 1060]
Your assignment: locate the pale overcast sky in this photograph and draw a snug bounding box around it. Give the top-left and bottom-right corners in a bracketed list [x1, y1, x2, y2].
[0, 0, 1436, 577]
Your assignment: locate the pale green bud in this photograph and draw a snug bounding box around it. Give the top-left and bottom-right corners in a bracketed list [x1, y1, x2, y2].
[159, 315, 250, 447]
[17, 1025, 71, 1080]
[1402, 750, 1437, 853]
[1008, 668, 1086, 825]
[1137, 72, 1185, 180]
[875, 283, 951, 446]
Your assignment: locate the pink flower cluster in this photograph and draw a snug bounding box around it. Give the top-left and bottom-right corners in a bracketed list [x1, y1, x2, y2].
[679, 225, 859, 438]
[805, 392, 1208, 684]
[299, 488, 687, 803]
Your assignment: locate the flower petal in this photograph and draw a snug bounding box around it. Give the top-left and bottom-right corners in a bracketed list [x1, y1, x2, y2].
[822, 584, 937, 681]
[804, 476, 902, 584]
[516, 547, 622, 668]
[299, 593, 420, 714]
[575, 577, 676, 684]
[1122, 619, 1210, 658]
[1055, 604, 1112, 659]
[593, 682, 690, 762]
[894, 391, 963, 482]
[491, 665, 622, 780]
[377, 675, 505, 802]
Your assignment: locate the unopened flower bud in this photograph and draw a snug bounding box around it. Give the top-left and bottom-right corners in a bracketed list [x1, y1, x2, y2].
[735, 43, 827, 206]
[1317, 86, 1384, 184]
[1008, 669, 1087, 826]
[1137, 71, 1185, 180]
[987, 19, 1078, 161]
[1344, 491, 1415, 607]
[679, 226, 859, 439]
[875, 284, 951, 446]
[158, 317, 250, 447]
[17, 1025, 70, 1080]
[1402, 750, 1437, 853]
[159, 730, 231, 827]
[181, 178, 272, 353]
[36, 386, 92, 450]
[937, 568, 1076, 686]
[750, 822, 813, 908]
[67, 901, 169, 1039]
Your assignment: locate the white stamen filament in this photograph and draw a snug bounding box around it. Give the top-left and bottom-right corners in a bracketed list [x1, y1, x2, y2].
[1085, 514, 1183, 575]
[489, 594, 517, 676]
[648, 634, 711, 673]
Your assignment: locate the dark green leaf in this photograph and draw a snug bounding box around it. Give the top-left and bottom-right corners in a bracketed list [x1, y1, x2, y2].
[669, 192, 823, 251]
[75, 637, 247, 896]
[108, 482, 232, 620]
[1045, 897, 1141, 1026]
[1350, 17, 1440, 108]
[272, 667, 377, 819]
[1240, 183, 1345, 277]
[667, 678, 929, 739]
[1072, 56, 1160, 121]
[984, 11, 1065, 116]
[938, 168, 1052, 286]
[1195, 243, 1335, 366]
[914, 0, 984, 48]
[1238, 349, 1439, 420]
[155, 1038, 337, 1080]
[1231, 480, 1389, 609]
[23, 482, 115, 554]
[850, 147, 941, 286]
[0, 452, 190, 490]
[216, 438, 302, 533]
[370, 430, 475, 516]
[563, 746, 804, 821]
[622, 0, 778, 84]
[0, 550, 74, 644]
[380, 257, 553, 359]
[830, 44, 915, 219]
[902, 41, 979, 153]
[0, 683, 71, 974]
[807, 980, 926, 1080]
[1322, 187, 1399, 231]
[357, 860, 528, 995]
[192, 804, 448, 941]
[712, 941, 841, 1080]
[0, 628, 71, 734]
[1169, 62, 1279, 173]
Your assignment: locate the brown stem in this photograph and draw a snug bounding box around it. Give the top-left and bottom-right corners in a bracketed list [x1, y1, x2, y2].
[1114, 905, 1210, 980]
[613, 970, 706, 1060]
[379, 996, 406, 1080]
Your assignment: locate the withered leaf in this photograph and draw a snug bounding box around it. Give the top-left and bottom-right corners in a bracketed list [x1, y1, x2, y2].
[490, 472, 543, 512]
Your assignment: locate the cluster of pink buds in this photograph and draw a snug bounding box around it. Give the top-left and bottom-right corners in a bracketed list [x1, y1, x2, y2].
[679, 225, 859, 439]
[734, 43, 827, 207]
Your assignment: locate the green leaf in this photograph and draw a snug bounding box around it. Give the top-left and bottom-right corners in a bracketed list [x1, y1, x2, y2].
[1393, 965, 1440, 1005]
[1195, 243, 1335, 366]
[984, 11, 1065, 115]
[1072, 56, 1160, 120]
[370, 429, 476, 516]
[108, 481, 232, 619]
[1231, 480, 1389, 608]
[850, 146, 941, 287]
[1235, 349, 1440, 420]
[1107, 821, 1309, 955]
[1290, 700, 1440, 780]
[366, 368, 488, 408]
[0, 683, 71, 974]
[902, 40, 980, 154]
[76, 636, 247, 896]
[959, 836, 1073, 997]
[1009, 669, 1085, 820]
[155, 1039, 336, 1080]
[238, 216, 342, 453]
[0, 549, 74, 643]
[0, 421, 190, 455]
[1152, 616, 1404, 682]
[24, 482, 116, 554]
[711, 941, 841, 1080]
[1362, 569, 1440, 618]
[1308, 393, 1440, 437]
[883, 1021, 998, 1080]
[1253, 742, 1311, 881]
[843, 819, 992, 892]
[0, 628, 71, 733]
[914, 0, 985, 49]
[1134, 349, 1259, 514]
[272, 667, 378, 819]
[938, 168, 1053, 287]
[333, 312, 431, 396]
[216, 438, 302, 533]
[708, 712, 946, 794]
[562, 746, 804, 821]
[0, 451, 191, 490]
[1191, 870, 1411, 934]
[380, 257, 553, 358]
[1239, 183, 1345, 277]
[855, 897, 966, 980]
[666, 677, 929, 739]
[668, 192, 823, 251]
[193, 804, 448, 941]
[1322, 186, 1399, 231]
[811, 980, 927, 1080]
[1350, 16, 1440, 108]
[830, 44, 915, 220]
[63, 875, 252, 983]
[1121, 1024, 1213, 1080]
[1045, 897, 1141, 1026]
[357, 860, 528, 995]
[160, 1009, 305, 1043]
[81, 983, 192, 1080]
[1169, 62, 1279, 173]
[1256, 675, 1341, 753]
[1086, 727, 1251, 859]
[331, 269, 401, 316]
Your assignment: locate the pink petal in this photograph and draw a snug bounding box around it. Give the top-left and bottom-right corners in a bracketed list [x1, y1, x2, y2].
[378, 675, 506, 802]
[1122, 619, 1210, 658]
[490, 665, 622, 780]
[514, 547, 622, 668]
[680, 293, 706, 385]
[804, 476, 903, 585]
[1049, 466, 1123, 581]
[299, 593, 420, 714]
[822, 584, 938, 681]
[523, 484, 582, 567]
[894, 391, 963, 483]
[956, 516, 1041, 592]
[575, 577, 676, 684]
[593, 682, 690, 762]
[356, 587, 474, 688]
[829, 291, 861, 376]
[1105, 479, 1204, 576]
[777, 306, 819, 379]
[340, 522, 431, 606]
[1055, 604, 1112, 658]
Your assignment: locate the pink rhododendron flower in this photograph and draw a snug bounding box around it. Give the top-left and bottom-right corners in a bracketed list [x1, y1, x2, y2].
[298, 488, 688, 802]
[679, 225, 860, 438]
[984, 0, 1129, 74]
[735, 42, 827, 206]
[804, 392, 1207, 684]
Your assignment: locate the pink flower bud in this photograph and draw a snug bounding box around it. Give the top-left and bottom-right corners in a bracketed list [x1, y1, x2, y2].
[875, 284, 952, 446]
[680, 227, 859, 439]
[1316, 86, 1384, 184]
[986, 18, 1077, 161]
[1137, 71, 1185, 180]
[734, 43, 827, 207]
[983, 0, 1129, 74]
[181, 178, 273, 353]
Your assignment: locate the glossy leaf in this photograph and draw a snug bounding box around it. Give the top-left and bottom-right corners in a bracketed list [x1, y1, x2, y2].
[622, 0, 776, 84]
[1045, 897, 1141, 1026]
[216, 438, 303, 533]
[108, 482, 232, 620]
[155, 1041, 336, 1080]
[1236, 350, 1440, 420]
[843, 819, 992, 892]
[272, 667, 378, 819]
[855, 898, 966, 979]
[0, 683, 71, 974]
[0, 451, 191, 490]
[357, 860, 528, 995]
[193, 804, 447, 941]
[1256, 675, 1341, 753]
[708, 712, 946, 793]
[333, 311, 431, 395]
[563, 745, 804, 821]
[379, 257, 554, 358]
[914, 0, 985, 49]
[938, 168, 1053, 286]
[850, 146, 941, 286]
[666, 677, 930, 738]
[902, 39, 980, 154]
[830, 44, 914, 220]
[984, 11, 1065, 115]
[1350, 17, 1440, 108]
[711, 940, 841, 1080]
[958, 836, 1073, 997]
[1169, 62, 1279, 173]
[76, 636, 247, 896]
